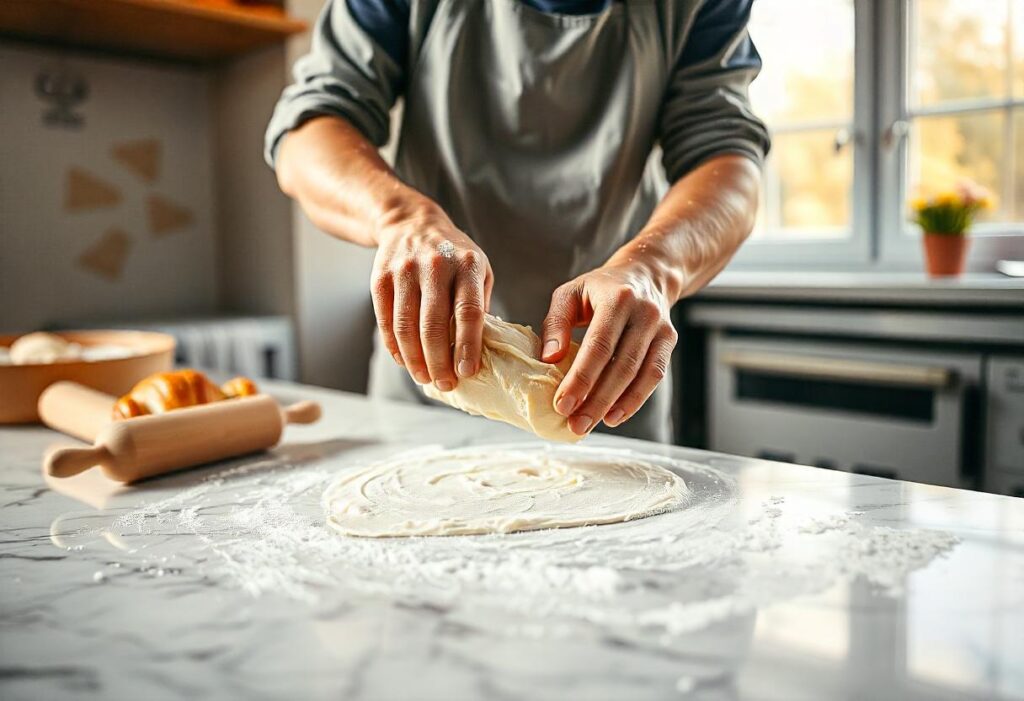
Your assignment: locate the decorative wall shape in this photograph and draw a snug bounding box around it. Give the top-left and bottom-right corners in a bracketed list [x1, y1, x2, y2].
[65, 167, 121, 211]
[3, 44, 216, 331]
[77, 228, 133, 280]
[111, 138, 161, 183]
[147, 194, 195, 236]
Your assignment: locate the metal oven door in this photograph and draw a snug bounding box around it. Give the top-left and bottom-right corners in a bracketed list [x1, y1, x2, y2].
[708, 333, 983, 488]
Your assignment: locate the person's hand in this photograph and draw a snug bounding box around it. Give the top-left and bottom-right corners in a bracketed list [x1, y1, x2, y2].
[541, 262, 678, 436]
[372, 206, 493, 391]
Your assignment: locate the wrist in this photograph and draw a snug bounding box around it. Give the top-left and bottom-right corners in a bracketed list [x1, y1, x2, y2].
[373, 190, 446, 246]
[606, 235, 686, 303]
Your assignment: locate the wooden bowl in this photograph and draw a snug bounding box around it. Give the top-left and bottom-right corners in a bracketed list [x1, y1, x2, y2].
[0, 330, 175, 424]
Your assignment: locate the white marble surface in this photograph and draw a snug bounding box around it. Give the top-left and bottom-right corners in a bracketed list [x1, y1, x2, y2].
[2, 382, 1023, 701]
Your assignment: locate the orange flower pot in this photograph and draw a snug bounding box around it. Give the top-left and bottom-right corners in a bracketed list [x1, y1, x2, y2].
[922, 233, 970, 277]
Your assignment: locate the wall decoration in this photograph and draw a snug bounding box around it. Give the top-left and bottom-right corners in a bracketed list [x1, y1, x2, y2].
[35, 64, 89, 129]
[112, 139, 162, 183]
[77, 228, 133, 281]
[65, 167, 121, 211]
[146, 194, 194, 236]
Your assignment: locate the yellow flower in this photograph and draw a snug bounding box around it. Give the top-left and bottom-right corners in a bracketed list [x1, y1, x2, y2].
[909, 196, 930, 211]
[935, 192, 960, 207]
[978, 195, 996, 210]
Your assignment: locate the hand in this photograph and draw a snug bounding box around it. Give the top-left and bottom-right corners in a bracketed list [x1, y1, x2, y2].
[541, 262, 678, 436]
[371, 206, 493, 391]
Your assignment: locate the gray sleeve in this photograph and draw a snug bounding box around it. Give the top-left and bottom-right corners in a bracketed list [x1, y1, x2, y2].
[658, 12, 771, 183]
[264, 0, 404, 168]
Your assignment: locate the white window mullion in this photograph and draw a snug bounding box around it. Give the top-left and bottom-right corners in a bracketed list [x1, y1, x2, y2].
[731, 0, 869, 268]
[875, 0, 909, 268]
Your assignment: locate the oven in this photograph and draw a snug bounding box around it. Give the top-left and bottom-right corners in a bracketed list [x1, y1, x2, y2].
[708, 332, 984, 488]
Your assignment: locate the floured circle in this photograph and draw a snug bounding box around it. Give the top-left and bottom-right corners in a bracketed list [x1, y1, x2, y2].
[323, 446, 689, 537]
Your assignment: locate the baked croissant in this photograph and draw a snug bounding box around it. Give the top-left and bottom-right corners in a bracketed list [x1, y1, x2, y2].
[113, 369, 258, 419]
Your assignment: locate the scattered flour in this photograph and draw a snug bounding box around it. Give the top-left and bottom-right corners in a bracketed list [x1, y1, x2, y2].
[75, 444, 959, 641]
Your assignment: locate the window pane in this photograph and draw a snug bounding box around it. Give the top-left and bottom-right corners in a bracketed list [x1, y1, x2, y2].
[908, 111, 1008, 223]
[1016, 111, 1024, 219]
[748, 0, 854, 125]
[754, 129, 853, 239]
[910, 0, 1009, 108]
[1015, 0, 1024, 97]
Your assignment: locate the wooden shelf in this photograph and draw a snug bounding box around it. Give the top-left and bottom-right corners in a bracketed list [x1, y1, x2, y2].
[0, 0, 307, 64]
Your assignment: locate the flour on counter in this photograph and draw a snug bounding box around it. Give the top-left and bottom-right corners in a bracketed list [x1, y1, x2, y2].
[57, 443, 960, 642]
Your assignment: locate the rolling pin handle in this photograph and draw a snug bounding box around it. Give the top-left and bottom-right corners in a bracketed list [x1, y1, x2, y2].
[282, 400, 321, 425]
[45, 444, 112, 478]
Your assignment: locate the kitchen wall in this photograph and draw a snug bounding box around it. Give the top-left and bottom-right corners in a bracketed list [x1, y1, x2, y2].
[1, 16, 382, 393]
[212, 45, 294, 319]
[0, 43, 218, 331]
[284, 0, 378, 393]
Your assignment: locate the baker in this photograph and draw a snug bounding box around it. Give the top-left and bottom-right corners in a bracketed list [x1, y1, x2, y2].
[266, 0, 769, 442]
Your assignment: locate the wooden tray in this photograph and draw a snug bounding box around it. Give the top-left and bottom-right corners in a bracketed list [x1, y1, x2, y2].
[0, 330, 175, 424]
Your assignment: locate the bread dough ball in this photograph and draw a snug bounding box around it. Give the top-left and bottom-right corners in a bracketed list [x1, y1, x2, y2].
[8, 332, 82, 364]
[422, 315, 580, 442]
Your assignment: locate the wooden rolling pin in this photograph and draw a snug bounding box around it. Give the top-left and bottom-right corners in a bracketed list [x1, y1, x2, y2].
[38, 382, 116, 442]
[41, 385, 321, 483]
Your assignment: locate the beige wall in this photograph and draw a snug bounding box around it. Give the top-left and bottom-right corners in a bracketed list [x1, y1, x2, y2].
[285, 0, 378, 393]
[212, 46, 295, 318]
[0, 43, 217, 332]
[2, 12, 381, 393]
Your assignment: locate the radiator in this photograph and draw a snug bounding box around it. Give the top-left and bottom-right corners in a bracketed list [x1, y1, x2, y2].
[73, 316, 297, 381]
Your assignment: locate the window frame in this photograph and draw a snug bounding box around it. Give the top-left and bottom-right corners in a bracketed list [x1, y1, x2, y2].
[876, 0, 1024, 270]
[731, 0, 875, 269]
[736, 0, 1024, 271]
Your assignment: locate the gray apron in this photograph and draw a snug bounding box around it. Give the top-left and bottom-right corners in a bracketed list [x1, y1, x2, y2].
[369, 0, 673, 443]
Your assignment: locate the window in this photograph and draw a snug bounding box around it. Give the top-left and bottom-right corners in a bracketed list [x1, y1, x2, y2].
[736, 0, 1024, 270]
[906, 0, 1024, 225]
[748, 0, 856, 241]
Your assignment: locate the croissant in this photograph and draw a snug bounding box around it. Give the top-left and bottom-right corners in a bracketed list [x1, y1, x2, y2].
[113, 369, 258, 420]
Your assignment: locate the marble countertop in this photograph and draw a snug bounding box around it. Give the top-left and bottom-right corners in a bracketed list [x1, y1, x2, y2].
[698, 271, 1024, 306]
[2, 382, 1023, 700]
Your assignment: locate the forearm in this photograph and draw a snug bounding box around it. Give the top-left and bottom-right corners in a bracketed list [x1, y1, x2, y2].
[275, 116, 440, 247]
[606, 154, 761, 302]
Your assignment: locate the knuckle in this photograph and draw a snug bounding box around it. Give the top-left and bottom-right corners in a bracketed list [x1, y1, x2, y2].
[618, 347, 645, 373]
[425, 252, 446, 270]
[587, 334, 616, 360]
[622, 388, 647, 409]
[635, 298, 661, 320]
[571, 366, 597, 389]
[421, 318, 451, 340]
[393, 257, 418, 277]
[459, 249, 482, 269]
[648, 356, 670, 382]
[454, 300, 484, 324]
[393, 317, 419, 339]
[614, 286, 636, 304]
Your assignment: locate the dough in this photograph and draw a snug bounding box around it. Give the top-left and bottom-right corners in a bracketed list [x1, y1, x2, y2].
[324, 446, 689, 537]
[422, 315, 580, 442]
[8, 332, 82, 364]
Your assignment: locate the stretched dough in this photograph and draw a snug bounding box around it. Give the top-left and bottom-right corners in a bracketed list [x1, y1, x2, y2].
[422, 315, 580, 442]
[324, 446, 689, 537]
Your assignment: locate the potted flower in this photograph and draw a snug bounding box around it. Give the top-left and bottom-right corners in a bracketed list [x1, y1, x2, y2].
[909, 181, 993, 277]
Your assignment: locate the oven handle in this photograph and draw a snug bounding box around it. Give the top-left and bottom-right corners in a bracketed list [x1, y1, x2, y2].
[720, 350, 954, 388]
